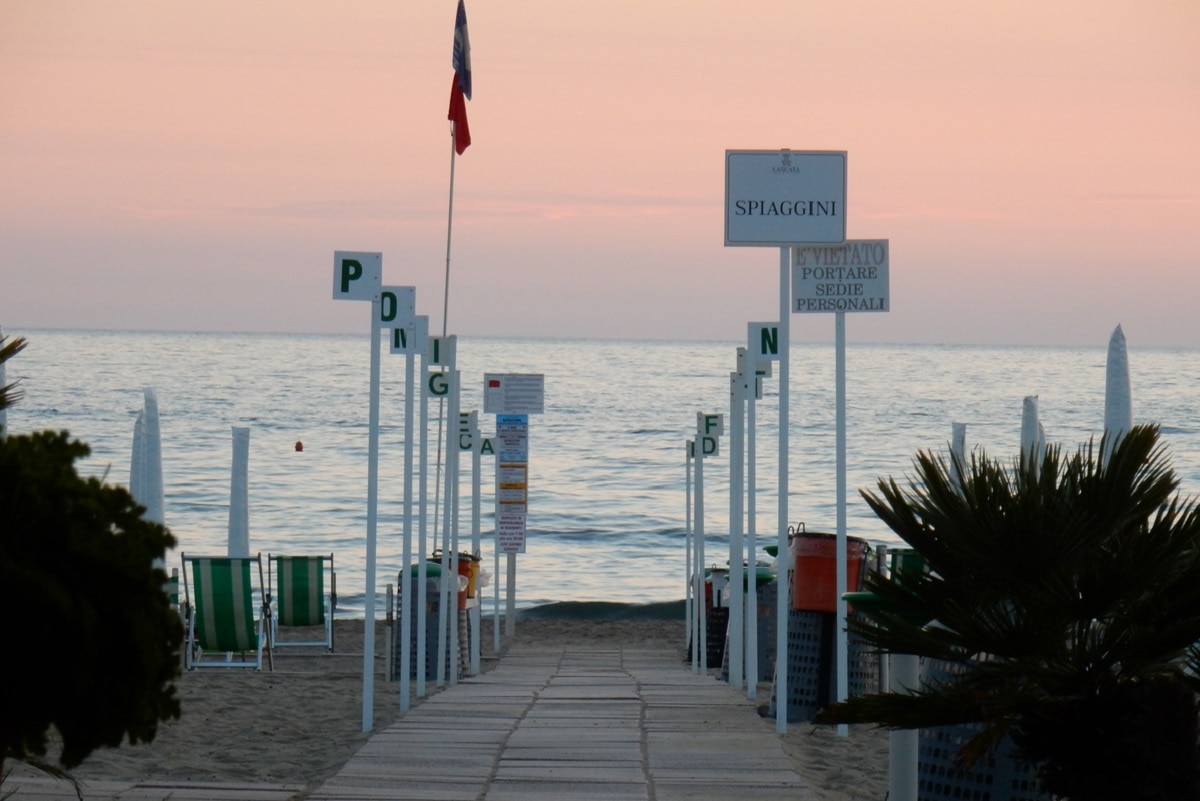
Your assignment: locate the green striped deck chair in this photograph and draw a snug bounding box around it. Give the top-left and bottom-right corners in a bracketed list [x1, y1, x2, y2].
[181, 553, 269, 670]
[269, 554, 336, 651]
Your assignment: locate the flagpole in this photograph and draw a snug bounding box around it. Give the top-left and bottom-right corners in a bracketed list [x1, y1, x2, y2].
[433, 133, 457, 553]
[442, 136, 457, 340]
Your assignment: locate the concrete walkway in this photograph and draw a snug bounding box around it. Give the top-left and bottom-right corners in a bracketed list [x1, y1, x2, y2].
[6, 642, 809, 800]
[309, 641, 807, 801]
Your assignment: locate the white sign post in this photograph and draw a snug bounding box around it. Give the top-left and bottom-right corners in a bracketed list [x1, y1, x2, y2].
[792, 240, 890, 314]
[744, 322, 778, 700]
[791, 240, 890, 731]
[390, 314, 428, 713]
[331, 251, 383, 733]
[693, 412, 722, 675]
[422, 335, 455, 694]
[459, 410, 483, 675]
[487, 373, 545, 640]
[725, 151, 847, 734]
[728, 356, 752, 691]
[685, 439, 695, 653]
[437, 368, 460, 687]
[725, 150, 847, 246]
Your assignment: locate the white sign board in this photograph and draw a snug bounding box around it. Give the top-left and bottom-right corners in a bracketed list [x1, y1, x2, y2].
[696, 412, 723, 458]
[792, 240, 890, 314]
[496, 511, 527, 554]
[458, 410, 480, 452]
[377, 286, 416, 329]
[495, 413, 530, 554]
[484, 374, 545, 415]
[497, 464, 527, 509]
[748, 322, 779, 377]
[495, 414, 529, 462]
[428, 335, 457, 367]
[390, 315, 429, 355]
[332, 251, 381, 300]
[724, 151, 847, 246]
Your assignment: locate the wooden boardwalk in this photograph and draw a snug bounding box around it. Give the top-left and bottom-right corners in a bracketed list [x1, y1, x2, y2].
[8, 641, 808, 801]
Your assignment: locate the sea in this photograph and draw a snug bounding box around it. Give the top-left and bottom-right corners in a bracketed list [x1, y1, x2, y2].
[6, 329, 1200, 617]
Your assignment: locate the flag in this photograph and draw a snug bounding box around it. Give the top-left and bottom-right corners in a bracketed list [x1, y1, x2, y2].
[448, 76, 471, 154]
[452, 0, 471, 100]
[448, 0, 471, 155]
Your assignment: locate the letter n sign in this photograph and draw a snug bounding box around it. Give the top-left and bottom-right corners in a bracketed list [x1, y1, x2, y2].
[748, 322, 779, 361]
[333, 251, 382, 301]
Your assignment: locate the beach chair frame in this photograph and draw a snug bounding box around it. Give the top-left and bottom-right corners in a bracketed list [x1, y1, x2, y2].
[181, 553, 272, 671]
[267, 553, 336, 651]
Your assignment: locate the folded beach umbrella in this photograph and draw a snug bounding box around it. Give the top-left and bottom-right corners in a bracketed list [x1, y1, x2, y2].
[1103, 324, 1132, 466]
[135, 388, 165, 526]
[228, 426, 250, 557]
[950, 422, 967, 486]
[1020, 395, 1044, 476]
[130, 408, 144, 501]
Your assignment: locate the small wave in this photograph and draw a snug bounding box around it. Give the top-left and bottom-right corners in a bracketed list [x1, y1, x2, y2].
[519, 600, 684, 621]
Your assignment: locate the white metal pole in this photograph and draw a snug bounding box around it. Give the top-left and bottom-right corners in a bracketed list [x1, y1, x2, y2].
[361, 299, 382, 732]
[746, 373, 759, 698]
[471, 420, 481, 675]
[835, 311, 849, 736]
[889, 653, 920, 801]
[691, 440, 702, 673]
[493, 446, 502, 651]
[505, 553, 517, 638]
[728, 366, 746, 689]
[442, 132, 457, 339]
[776, 246, 790, 735]
[437, 371, 458, 686]
[685, 440, 693, 650]
[417, 362, 431, 697]
[448, 383, 461, 685]
[399, 339, 416, 712]
[695, 419, 707, 674]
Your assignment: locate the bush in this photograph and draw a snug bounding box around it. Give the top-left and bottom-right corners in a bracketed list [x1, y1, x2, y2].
[0, 430, 183, 772]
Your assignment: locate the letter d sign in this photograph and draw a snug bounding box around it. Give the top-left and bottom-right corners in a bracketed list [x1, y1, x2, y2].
[332, 251, 382, 301]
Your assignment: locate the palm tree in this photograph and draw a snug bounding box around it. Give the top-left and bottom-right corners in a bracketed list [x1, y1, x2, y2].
[815, 425, 1200, 801]
[0, 332, 28, 414]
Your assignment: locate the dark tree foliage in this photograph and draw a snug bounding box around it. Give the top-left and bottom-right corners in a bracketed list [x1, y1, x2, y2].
[815, 425, 1200, 801]
[0, 333, 27, 413]
[0, 430, 183, 773]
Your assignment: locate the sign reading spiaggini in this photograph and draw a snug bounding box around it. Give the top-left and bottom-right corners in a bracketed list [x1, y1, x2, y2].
[725, 151, 847, 246]
[792, 240, 889, 314]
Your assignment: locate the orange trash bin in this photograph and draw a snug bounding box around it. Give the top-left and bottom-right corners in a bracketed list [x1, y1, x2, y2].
[791, 531, 869, 612]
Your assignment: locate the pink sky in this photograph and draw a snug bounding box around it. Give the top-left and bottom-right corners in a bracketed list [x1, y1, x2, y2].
[3, 1, 1198, 346]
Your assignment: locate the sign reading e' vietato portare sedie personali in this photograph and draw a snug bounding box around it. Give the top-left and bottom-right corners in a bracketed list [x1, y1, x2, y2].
[792, 239, 890, 313]
[725, 150, 847, 246]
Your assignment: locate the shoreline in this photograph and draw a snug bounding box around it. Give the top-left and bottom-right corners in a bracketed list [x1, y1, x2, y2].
[7, 617, 886, 801]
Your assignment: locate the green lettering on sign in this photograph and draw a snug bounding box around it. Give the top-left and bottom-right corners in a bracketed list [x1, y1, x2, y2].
[339, 259, 362, 293]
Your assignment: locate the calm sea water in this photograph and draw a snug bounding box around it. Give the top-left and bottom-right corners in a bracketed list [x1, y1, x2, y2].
[7, 329, 1200, 615]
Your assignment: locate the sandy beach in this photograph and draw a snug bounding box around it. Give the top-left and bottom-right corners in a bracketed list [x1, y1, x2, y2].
[7, 618, 887, 800]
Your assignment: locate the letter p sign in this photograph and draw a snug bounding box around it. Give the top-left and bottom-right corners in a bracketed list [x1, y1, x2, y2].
[332, 251, 382, 301]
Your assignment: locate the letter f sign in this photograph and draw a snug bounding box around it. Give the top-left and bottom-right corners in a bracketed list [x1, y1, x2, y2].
[332, 251, 382, 301]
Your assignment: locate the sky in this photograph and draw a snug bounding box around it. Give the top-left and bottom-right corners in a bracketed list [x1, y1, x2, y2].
[2, 1, 1198, 347]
